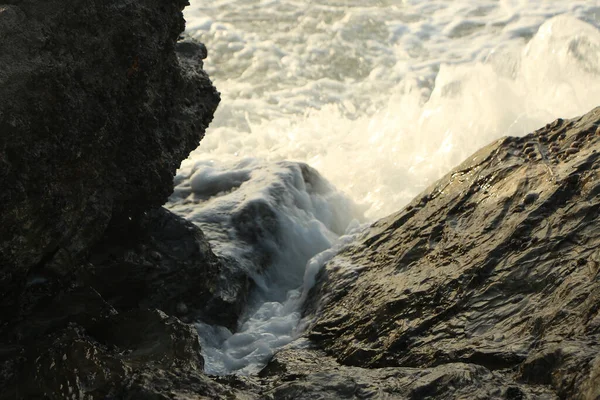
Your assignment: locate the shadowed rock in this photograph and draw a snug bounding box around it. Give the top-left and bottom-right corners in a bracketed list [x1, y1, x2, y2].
[11, 310, 253, 399]
[86, 207, 252, 329]
[0, 0, 220, 290]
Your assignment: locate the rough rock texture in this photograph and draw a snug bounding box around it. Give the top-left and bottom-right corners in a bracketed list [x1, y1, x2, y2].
[0, 1, 261, 398]
[8, 309, 250, 399]
[0, 0, 219, 285]
[86, 207, 252, 329]
[295, 107, 600, 399]
[2, 0, 600, 398]
[259, 346, 555, 399]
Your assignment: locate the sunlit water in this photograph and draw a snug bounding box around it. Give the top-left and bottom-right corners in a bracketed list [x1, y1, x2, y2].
[171, 0, 600, 375]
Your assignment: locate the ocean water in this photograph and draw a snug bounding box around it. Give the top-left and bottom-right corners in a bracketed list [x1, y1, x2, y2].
[172, 0, 600, 375]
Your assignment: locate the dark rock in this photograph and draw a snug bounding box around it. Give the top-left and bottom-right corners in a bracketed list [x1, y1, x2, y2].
[15, 324, 128, 399]
[0, 0, 246, 398]
[8, 311, 254, 400]
[121, 368, 259, 400]
[299, 107, 600, 399]
[7, 285, 117, 343]
[90, 308, 204, 370]
[0, 0, 220, 291]
[85, 207, 252, 329]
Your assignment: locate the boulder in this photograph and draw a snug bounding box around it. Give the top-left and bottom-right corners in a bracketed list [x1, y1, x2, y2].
[86, 207, 252, 329]
[9, 310, 253, 400]
[301, 107, 600, 399]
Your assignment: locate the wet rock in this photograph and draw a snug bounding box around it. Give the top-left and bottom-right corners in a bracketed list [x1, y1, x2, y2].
[8, 311, 252, 400]
[85, 207, 251, 329]
[91, 308, 204, 370]
[300, 107, 600, 399]
[122, 368, 259, 400]
[14, 325, 128, 399]
[0, 0, 220, 292]
[7, 286, 117, 343]
[259, 347, 555, 399]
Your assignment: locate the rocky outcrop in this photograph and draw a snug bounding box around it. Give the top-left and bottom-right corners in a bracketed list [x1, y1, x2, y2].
[8, 308, 251, 399]
[2, 1, 599, 398]
[0, 207, 256, 397]
[0, 0, 219, 286]
[260, 347, 556, 399]
[85, 207, 252, 329]
[282, 107, 600, 399]
[0, 0, 257, 398]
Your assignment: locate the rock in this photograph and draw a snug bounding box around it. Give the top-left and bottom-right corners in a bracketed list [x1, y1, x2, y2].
[91, 308, 204, 370]
[16, 325, 129, 400]
[299, 107, 600, 399]
[6, 285, 117, 343]
[123, 369, 260, 400]
[0, 0, 220, 289]
[85, 207, 252, 329]
[0, 0, 247, 398]
[259, 347, 555, 399]
[9, 310, 254, 400]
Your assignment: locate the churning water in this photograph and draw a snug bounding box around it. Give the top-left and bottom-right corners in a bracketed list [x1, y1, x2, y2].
[171, 0, 600, 375]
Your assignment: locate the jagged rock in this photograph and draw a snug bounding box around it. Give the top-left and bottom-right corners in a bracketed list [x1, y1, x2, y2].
[0, 0, 220, 290]
[0, 0, 240, 397]
[16, 325, 129, 400]
[299, 107, 600, 399]
[91, 308, 204, 370]
[123, 368, 260, 400]
[8, 310, 252, 400]
[259, 347, 555, 399]
[85, 207, 252, 329]
[6, 285, 117, 344]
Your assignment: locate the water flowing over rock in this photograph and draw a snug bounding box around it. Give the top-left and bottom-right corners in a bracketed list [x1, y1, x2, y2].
[272, 107, 600, 399]
[1, 0, 599, 398]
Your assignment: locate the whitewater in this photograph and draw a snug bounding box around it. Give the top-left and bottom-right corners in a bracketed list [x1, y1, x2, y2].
[169, 0, 600, 375]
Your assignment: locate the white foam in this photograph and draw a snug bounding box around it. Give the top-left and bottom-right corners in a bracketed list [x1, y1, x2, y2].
[184, 2, 600, 220]
[170, 159, 362, 374]
[179, 0, 600, 375]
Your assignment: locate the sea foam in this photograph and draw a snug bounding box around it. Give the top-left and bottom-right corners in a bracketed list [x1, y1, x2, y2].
[178, 0, 600, 375]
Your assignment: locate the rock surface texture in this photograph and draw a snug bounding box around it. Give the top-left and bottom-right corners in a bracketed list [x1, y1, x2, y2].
[286, 107, 600, 399]
[1, 0, 600, 398]
[0, 0, 254, 398]
[0, 0, 219, 286]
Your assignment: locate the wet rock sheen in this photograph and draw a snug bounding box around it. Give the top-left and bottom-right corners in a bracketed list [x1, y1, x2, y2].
[1, 0, 599, 398]
[291, 107, 600, 400]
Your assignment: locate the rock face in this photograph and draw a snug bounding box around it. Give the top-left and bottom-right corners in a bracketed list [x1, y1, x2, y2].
[286, 107, 600, 399]
[0, 0, 257, 398]
[1, 0, 599, 398]
[86, 207, 252, 329]
[10, 308, 250, 399]
[259, 347, 556, 399]
[0, 0, 219, 285]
